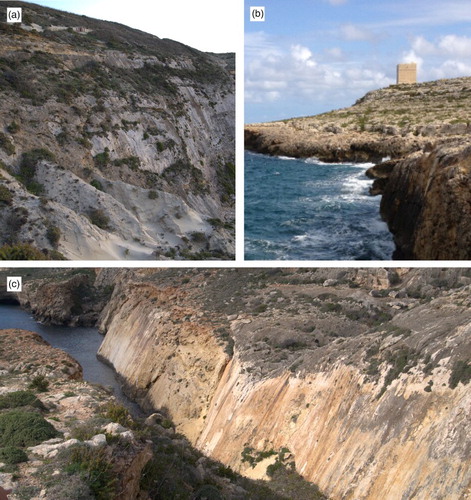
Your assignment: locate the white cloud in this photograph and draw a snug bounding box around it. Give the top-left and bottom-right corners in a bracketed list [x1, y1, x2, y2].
[438, 35, 471, 57]
[411, 36, 436, 55]
[245, 33, 394, 114]
[325, 47, 345, 60]
[291, 44, 317, 67]
[325, 0, 348, 5]
[400, 34, 471, 82]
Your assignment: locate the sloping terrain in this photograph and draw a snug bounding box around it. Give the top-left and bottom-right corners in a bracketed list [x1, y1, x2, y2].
[6, 268, 470, 499]
[245, 78, 471, 259]
[0, 1, 235, 260]
[0, 328, 308, 500]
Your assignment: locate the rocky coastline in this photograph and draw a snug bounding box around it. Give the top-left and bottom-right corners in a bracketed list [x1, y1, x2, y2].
[245, 77, 471, 259]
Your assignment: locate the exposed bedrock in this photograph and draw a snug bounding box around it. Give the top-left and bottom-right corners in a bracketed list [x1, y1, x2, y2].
[95, 268, 471, 500]
[379, 142, 471, 259]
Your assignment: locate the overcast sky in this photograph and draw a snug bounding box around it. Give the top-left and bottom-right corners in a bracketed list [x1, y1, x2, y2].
[29, 0, 239, 53]
[245, 0, 471, 123]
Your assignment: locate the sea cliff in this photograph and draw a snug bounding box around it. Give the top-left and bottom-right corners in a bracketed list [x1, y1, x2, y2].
[245, 77, 471, 259]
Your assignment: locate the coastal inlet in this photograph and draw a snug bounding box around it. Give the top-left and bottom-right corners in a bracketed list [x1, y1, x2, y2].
[245, 151, 395, 260]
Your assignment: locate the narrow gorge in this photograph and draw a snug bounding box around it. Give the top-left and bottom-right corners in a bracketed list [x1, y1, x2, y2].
[3, 268, 470, 499]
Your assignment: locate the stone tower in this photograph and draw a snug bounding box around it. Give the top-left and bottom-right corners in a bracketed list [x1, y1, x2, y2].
[397, 63, 417, 84]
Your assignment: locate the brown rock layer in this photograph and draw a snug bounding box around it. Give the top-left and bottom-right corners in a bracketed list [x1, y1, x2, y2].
[380, 142, 471, 259]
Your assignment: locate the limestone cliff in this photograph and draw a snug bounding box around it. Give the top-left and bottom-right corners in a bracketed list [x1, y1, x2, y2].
[0, 1, 234, 260]
[245, 77, 471, 259]
[95, 268, 471, 500]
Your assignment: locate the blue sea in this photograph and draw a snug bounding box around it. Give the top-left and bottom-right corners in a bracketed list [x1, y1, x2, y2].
[245, 151, 395, 260]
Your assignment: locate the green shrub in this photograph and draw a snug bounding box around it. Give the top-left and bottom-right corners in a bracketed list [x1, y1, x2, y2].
[216, 161, 235, 203]
[0, 243, 46, 260]
[90, 179, 104, 191]
[148, 190, 158, 199]
[6, 121, 20, 134]
[99, 402, 133, 428]
[0, 446, 28, 464]
[15, 149, 54, 195]
[0, 390, 45, 410]
[88, 209, 110, 230]
[28, 374, 49, 393]
[190, 231, 207, 243]
[112, 156, 140, 171]
[93, 148, 110, 169]
[70, 421, 102, 441]
[0, 185, 13, 205]
[46, 225, 61, 247]
[0, 410, 59, 447]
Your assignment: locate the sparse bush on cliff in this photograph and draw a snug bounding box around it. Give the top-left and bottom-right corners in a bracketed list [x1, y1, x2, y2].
[0, 243, 47, 260]
[64, 445, 117, 500]
[0, 185, 13, 205]
[46, 224, 61, 248]
[0, 132, 15, 155]
[99, 402, 134, 428]
[93, 148, 110, 169]
[29, 375, 50, 393]
[15, 148, 54, 195]
[90, 179, 104, 191]
[88, 208, 111, 230]
[6, 121, 20, 134]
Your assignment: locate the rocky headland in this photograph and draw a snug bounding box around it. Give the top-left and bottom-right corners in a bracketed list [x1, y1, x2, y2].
[245, 77, 471, 259]
[0, 2, 235, 260]
[3, 268, 471, 499]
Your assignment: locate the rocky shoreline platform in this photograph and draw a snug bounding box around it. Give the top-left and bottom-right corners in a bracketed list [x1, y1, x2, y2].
[245, 77, 471, 259]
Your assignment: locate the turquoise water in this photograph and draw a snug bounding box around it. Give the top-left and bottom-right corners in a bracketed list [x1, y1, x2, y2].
[245, 151, 395, 260]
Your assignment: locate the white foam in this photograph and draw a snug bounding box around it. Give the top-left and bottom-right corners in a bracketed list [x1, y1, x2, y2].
[276, 155, 297, 160]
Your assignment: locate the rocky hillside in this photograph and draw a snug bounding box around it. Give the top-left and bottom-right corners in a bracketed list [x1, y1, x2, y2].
[245, 77, 471, 259]
[0, 334, 324, 498]
[0, 1, 235, 260]
[10, 268, 470, 499]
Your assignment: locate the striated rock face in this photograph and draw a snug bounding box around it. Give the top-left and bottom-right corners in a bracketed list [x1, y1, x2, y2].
[379, 141, 471, 259]
[97, 272, 230, 442]
[94, 268, 471, 500]
[0, 2, 234, 260]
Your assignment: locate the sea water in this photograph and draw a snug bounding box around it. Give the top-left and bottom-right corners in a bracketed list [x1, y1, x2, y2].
[245, 151, 395, 260]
